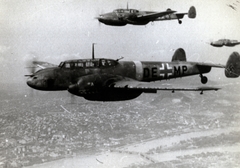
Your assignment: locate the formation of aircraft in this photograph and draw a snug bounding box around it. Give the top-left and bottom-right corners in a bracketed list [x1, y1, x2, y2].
[210, 39, 240, 47]
[25, 44, 240, 101]
[25, 4, 240, 101]
[96, 5, 196, 26]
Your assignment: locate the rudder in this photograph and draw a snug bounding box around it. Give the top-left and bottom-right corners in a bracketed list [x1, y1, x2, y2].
[188, 6, 196, 19]
[172, 48, 187, 62]
[225, 52, 240, 78]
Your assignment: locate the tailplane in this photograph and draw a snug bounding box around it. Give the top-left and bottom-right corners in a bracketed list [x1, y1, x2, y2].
[172, 48, 187, 62]
[225, 52, 240, 78]
[188, 6, 196, 18]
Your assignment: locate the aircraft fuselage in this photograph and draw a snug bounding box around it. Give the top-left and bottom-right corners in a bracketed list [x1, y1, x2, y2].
[97, 6, 196, 26]
[97, 10, 151, 26]
[27, 60, 211, 92]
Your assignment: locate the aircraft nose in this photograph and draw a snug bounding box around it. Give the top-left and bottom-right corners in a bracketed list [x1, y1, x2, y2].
[68, 84, 80, 96]
[27, 77, 35, 88]
[96, 15, 105, 21]
[27, 76, 42, 89]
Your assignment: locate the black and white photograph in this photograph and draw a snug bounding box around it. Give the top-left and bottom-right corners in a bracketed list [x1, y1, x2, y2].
[0, 0, 240, 167]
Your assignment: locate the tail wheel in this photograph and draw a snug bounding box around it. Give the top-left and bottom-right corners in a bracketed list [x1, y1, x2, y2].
[201, 76, 208, 84]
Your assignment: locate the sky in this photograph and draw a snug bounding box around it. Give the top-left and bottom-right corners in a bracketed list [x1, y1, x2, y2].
[0, 0, 240, 85]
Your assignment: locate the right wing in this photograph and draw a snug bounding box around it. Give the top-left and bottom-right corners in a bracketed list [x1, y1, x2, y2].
[111, 80, 220, 94]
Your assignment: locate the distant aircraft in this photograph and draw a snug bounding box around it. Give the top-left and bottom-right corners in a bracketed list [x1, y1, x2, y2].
[210, 39, 240, 47]
[227, 4, 237, 11]
[96, 5, 196, 26]
[25, 44, 240, 101]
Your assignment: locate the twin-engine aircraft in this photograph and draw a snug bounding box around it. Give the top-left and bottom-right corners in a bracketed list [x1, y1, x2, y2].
[96, 5, 196, 26]
[210, 39, 240, 47]
[25, 45, 240, 101]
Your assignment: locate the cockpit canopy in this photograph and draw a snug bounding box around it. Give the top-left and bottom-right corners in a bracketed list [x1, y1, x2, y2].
[113, 9, 139, 13]
[58, 58, 118, 69]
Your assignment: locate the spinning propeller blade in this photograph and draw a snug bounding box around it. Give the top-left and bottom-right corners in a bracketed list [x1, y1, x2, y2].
[25, 53, 40, 75]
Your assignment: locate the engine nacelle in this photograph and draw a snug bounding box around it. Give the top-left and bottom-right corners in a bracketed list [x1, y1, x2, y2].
[68, 74, 124, 96]
[67, 74, 143, 101]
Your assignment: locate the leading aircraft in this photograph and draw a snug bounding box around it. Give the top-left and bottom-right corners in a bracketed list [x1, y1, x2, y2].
[96, 5, 196, 26]
[25, 44, 240, 101]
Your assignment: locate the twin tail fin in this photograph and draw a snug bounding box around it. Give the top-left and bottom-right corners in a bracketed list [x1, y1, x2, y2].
[225, 52, 240, 78]
[172, 48, 187, 62]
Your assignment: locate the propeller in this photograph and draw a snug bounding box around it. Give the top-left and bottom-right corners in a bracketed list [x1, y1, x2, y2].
[98, 19, 102, 27]
[70, 93, 76, 104]
[24, 53, 40, 98]
[95, 8, 104, 27]
[25, 53, 39, 76]
[65, 89, 78, 104]
[67, 83, 79, 104]
[94, 15, 102, 26]
[205, 38, 214, 46]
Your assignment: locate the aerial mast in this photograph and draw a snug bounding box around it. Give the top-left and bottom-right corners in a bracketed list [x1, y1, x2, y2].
[92, 43, 96, 60]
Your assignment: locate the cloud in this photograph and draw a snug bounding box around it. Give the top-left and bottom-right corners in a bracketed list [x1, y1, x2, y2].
[0, 45, 10, 54]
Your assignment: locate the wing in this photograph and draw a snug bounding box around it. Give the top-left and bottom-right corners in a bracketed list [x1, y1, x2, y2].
[136, 9, 176, 21]
[111, 80, 220, 93]
[32, 61, 57, 69]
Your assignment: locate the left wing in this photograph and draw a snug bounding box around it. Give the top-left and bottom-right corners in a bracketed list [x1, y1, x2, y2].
[111, 80, 220, 94]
